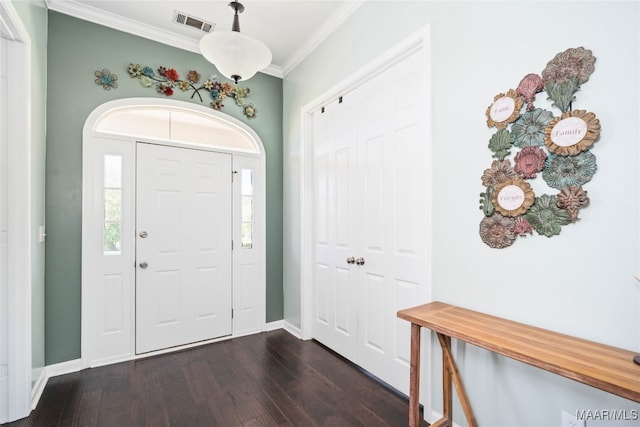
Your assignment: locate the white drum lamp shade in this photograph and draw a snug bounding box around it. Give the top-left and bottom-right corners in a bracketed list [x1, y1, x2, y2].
[199, 1, 272, 84]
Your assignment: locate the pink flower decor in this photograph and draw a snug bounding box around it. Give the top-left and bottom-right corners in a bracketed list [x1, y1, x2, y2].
[512, 217, 533, 237]
[187, 70, 201, 83]
[514, 146, 547, 179]
[516, 73, 544, 111]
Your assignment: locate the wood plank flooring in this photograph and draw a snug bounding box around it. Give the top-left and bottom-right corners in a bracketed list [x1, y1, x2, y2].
[3, 330, 429, 427]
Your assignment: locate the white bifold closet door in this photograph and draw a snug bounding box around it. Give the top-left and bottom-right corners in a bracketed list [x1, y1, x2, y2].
[312, 48, 428, 394]
[136, 143, 232, 354]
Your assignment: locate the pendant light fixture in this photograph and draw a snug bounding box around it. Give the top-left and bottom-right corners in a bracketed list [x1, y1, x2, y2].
[199, 1, 272, 84]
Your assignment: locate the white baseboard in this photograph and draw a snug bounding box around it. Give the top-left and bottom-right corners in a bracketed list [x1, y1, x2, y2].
[266, 319, 284, 331]
[283, 320, 302, 338]
[47, 359, 83, 378]
[30, 359, 82, 411]
[30, 367, 46, 410]
[87, 353, 134, 369]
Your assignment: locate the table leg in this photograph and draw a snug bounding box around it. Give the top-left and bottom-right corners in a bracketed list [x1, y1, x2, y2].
[442, 334, 452, 422]
[409, 323, 421, 427]
[437, 333, 478, 427]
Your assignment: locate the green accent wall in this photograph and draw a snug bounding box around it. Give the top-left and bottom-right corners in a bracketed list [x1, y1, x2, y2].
[45, 11, 283, 365]
[12, 0, 48, 379]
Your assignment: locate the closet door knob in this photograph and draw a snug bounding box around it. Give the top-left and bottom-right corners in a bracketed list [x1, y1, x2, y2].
[346, 257, 355, 264]
[138, 261, 148, 269]
[355, 257, 365, 266]
[139, 231, 148, 238]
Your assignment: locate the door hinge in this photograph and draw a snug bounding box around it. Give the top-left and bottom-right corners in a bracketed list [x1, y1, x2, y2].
[232, 309, 234, 319]
[232, 240, 234, 250]
[232, 170, 238, 182]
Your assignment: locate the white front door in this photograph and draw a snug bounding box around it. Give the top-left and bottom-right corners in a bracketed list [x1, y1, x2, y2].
[312, 47, 428, 394]
[135, 143, 232, 354]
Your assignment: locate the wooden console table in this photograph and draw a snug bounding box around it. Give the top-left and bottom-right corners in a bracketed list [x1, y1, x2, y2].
[397, 301, 640, 427]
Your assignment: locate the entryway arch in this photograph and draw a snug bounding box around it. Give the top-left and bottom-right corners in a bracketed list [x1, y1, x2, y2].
[81, 98, 266, 368]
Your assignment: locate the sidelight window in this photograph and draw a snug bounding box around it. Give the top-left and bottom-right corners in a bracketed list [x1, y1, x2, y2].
[103, 154, 122, 255]
[241, 168, 253, 249]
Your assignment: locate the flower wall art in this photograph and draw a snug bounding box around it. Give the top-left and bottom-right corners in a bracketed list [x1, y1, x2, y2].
[126, 63, 258, 119]
[479, 47, 601, 248]
[95, 69, 118, 90]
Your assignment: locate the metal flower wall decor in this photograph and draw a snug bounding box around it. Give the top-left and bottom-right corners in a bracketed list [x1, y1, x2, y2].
[95, 69, 118, 90]
[479, 47, 601, 248]
[126, 63, 258, 119]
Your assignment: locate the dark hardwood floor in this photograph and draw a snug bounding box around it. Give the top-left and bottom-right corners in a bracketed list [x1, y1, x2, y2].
[3, 330, 429, 427]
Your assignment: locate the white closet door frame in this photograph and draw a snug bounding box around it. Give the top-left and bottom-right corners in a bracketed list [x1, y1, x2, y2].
[0, 2, 32, 423]
[299, 26, 433, 417]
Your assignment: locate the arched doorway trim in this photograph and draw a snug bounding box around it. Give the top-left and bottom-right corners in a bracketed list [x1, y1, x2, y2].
[82, 98, 266, 368]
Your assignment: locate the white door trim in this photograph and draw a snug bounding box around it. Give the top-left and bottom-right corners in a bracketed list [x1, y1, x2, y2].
[0, 1, 32, 423]
[81, 98, 266, 368]
[299, 26, 433, 417]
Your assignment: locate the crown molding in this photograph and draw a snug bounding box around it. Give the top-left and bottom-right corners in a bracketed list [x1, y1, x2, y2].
[48, 0, 202, 52]
[46, 0, 357, 81]
[281, 0, 365, 77]
[261, 64, 284, 79]
[47, 0, 284, 79]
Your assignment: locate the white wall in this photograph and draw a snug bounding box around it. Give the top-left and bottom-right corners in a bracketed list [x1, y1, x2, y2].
[283, 1, 640, 426]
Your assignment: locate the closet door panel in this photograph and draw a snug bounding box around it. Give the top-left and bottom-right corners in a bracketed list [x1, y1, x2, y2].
[356, 49, 429, 392]
[312, 46, 429, 395]
[312, 103, 359, 361]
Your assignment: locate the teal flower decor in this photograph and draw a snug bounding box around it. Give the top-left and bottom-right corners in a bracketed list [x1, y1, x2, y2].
[511, 108, 554, 147]
[542, 151, 597, 190]
[95, 69, 118, 90]
[524, 194, 571, 237]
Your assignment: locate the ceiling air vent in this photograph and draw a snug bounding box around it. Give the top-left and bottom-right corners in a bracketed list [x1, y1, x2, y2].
[173, 10, 215, 33]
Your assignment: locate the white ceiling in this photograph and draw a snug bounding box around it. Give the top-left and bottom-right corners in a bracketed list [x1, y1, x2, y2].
[47, 0, 364, 78]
